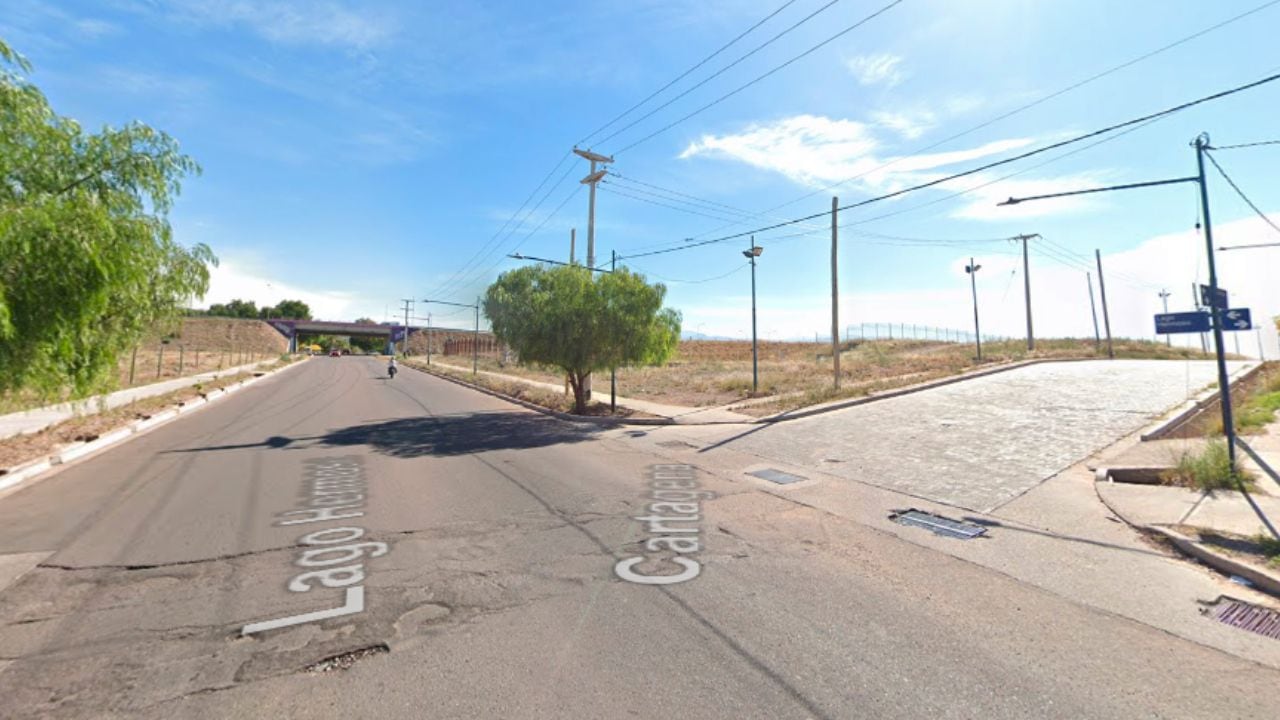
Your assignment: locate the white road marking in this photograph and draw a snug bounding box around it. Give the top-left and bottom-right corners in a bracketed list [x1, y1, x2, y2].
[241, 586, 365, 636]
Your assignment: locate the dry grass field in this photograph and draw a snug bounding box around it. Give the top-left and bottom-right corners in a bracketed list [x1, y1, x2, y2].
[455, 337, 1215, 416]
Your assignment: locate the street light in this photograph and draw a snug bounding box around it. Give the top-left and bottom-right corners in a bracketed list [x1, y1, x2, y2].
[965, 259, 982, 362]
[743, 239, 763, 394]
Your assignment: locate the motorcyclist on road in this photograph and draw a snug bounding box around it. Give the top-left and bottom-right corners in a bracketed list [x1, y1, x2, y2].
[388, 355, 398, 378]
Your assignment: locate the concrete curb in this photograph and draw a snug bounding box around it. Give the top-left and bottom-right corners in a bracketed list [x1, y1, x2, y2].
[0, 358, 309, 500]
[1094, 478, 1280, 599]
[404, 363, 675, 426]
[1148, 525, 1280, 598]
[1139, 362, 1262, 441]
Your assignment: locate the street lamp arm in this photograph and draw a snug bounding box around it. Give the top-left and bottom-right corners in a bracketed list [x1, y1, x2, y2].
[1219, 242, 1280, 251]
[421, 299, 477, 309]
[999, 176, 1199, 206]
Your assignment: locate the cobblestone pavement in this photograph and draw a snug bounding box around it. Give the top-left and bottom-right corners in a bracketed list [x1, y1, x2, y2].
[718, 360, 1240, 512]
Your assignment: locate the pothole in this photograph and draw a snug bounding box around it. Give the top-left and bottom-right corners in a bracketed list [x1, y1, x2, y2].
[302, 644, 390, 674]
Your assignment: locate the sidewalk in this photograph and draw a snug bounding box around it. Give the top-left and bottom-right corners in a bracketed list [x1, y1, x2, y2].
[0, 359, 276, 441]
[426, 360, 755, 424]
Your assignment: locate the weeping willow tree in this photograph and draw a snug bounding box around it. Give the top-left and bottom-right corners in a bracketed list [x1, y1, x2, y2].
[0, 38, 215, 400]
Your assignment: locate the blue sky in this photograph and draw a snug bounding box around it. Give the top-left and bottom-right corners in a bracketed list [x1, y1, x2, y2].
[6, 0, 1280, 349]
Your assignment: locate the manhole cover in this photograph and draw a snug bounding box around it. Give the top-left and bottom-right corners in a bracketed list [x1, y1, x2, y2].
[1208, 597, 1280, 640]
[748, 468, 806, 485]
[890, 509, 986, 540]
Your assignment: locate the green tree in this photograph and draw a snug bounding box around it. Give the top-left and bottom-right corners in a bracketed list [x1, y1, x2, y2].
[208, 299, 258, 319]
[270, 299, 311, 320]
[484, 265, 681, 414]
[0, 38, 214, 399]
[349, 318, 384, 353]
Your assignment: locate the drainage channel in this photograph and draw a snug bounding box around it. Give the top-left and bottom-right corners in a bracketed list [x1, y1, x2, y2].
[1207, 597, 1280, 641]
[890, 509, 987, 540]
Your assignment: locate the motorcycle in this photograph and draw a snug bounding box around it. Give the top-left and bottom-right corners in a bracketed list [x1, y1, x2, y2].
[388, 364, 397, 379]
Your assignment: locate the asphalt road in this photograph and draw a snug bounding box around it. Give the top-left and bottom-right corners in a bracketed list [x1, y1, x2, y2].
[0, 357, 1276, 719]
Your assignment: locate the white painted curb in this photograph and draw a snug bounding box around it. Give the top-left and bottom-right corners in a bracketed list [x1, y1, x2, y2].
[0, 358, 309, 499]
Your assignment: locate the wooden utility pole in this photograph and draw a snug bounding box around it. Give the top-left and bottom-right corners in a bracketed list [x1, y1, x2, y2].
[1095, 250, 1114, 359]
[831, 197, 840, 389]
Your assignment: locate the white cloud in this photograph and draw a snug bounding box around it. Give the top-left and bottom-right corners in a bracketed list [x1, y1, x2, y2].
[846, 53, 905, 87]
[870, 110, 936, 140]
[163, 0, 392, 49]
[200, 260, 361, 321]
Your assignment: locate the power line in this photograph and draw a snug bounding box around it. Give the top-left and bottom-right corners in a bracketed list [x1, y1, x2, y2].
[600, 184, 747, 223]
[434, 162, 577, 299]
[594, 0, 849, 149]
[627, 261, 752, 284]
[617, 69, 1280, 261]
[671, 0, 1280, 242]
[610, 0, 904, 155]
[1203, 149, 1280, 237]
[1210, 138, 1280, 150]
[577, 0, 802, 146]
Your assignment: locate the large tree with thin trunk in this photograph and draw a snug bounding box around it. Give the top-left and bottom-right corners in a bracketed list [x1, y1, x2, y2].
[483, 264, 681, 414]
[0, 38, 214, 399]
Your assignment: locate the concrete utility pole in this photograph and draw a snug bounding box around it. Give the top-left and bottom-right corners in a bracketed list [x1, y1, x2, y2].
[567, 229, 575, 397]
[574, 148, 613, 401]
[400, 299, 413, 355]
[1158, 289, 1172, 346]
[1087, 272, 1101, 350]
[831, 197, 840, 389]
[426, 313, 432, 365]
[965, 258, 982, 362]
[1010, 233, 1041, 351]
[744, 237, 762, 394]
[1095, 250, 1114, 359]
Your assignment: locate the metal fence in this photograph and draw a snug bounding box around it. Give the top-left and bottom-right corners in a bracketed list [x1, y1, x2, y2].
[844, 323, 1011, 344]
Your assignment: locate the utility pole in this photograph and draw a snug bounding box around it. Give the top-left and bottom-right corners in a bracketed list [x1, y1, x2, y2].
[473, 297, 480, 376]
[744, 237, 762, 393]
[575, 148, 613, 403]
[611, 249, 617, 414]
[1011, 233, 1041, 351]
[1087, 272, 1101, 350]
[965, 258, 982, 362]
[1195, 134, 1239, 471]
[567, 229, 575, 397]
[426, 313, 432, 365]
[1095, 250, 1114, 359]
[831, 197, 840, 389]
[1158, 289, 1172, 346]
[400, 298, 413, 355]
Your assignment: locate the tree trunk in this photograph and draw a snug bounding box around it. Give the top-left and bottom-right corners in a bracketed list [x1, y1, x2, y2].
[567, 371, 587, 415]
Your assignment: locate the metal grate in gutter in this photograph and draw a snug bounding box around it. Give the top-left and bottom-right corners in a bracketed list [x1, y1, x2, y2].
[1209, 598, 1280, 640]
[891, 509, 987, 540]
[747, 468, 806, 485]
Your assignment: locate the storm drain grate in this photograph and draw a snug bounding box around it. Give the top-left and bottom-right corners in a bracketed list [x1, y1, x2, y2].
[891, 509, 987, 540]
[1209, 598, 1280, 640]
[748, 468, 806, 485]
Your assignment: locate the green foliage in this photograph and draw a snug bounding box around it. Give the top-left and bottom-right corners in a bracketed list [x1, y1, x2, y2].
[265, 299, 311, 319]
[1258, 533, 1280, 566]
[1161, 440, 1256, 491]
[207, 299, 259, 319]
[484, 265, 681, 413]
[0, 38, 213, 399]
[348, 318, 384, 353]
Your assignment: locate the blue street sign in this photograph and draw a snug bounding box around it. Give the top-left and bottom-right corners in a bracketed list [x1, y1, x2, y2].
[1199, 284, 1229, 309]
[1222, 308, 1252, 331]
[1155, 311, 1211, 334]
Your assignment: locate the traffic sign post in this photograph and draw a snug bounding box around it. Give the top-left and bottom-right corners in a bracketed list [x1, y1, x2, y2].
[1222, 308, 1252, 332]
[1199, 283, 1228, 310]
[1154, 311, 1211, 335]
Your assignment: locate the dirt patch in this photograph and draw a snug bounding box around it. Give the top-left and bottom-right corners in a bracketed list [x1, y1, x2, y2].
[447, 337, 1212, 414]
[403, 360, 663, 420]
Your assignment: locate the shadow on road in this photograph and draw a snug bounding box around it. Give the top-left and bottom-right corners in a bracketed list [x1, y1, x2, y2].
[168, 411, 603, 458]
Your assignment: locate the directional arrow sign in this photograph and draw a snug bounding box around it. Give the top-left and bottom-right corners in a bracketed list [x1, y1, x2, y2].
[1155, 311, 1211, 334]
[1199, 284, 1229, 310]
[1222, 308, 1252, 331]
